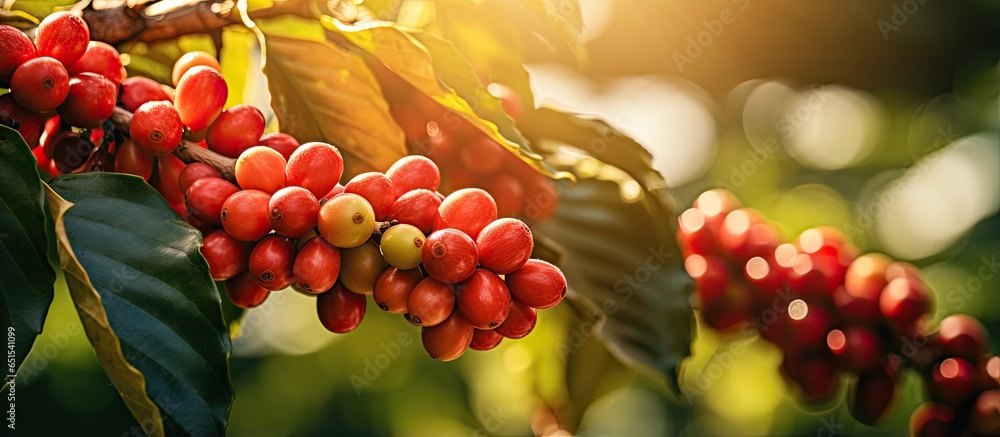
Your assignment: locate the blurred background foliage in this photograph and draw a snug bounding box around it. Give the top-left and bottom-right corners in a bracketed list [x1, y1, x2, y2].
[11, 0, 1000, 435]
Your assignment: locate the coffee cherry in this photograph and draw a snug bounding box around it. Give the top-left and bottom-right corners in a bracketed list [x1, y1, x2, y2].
[390, 188, 442, 234]
[130, 101, 183, 156]
[782, 351, 839, 403]
[521, 175, 559, 221]
[293, 236, 341, 294]
[970, 390, 1000, 435]
[484, 173, 524, 218]
[259, 132, 300, 160]
[826, 327, 884, 373]
[58, 73, 117, 128]
[153, 155, 187, 205]
[458, 137, 505, 174]
[422, 229, 479, 283]
[743, 256, 785, 298]
[344, 172, 396, 221]
[887, 261, 922, 282]
[178, 162, 221, 193]
[317, 193, 376, 249]
[421, 311, 475, 361]
[373, 267, 422, 314]
[505, 259, 567, 309]
[470, 329, 503, 351]
[317, 283, 367, 333]
[880, 276, 930, 332]
[10, 57, 69, 113]
[220, 190, 272, 242]
[910, 403, 954, 437]
[185, 177, 239, 225]
[35, 12, 89, 67]
[285, 142, 343, 198]
[677, 208, 715, 256]
[0, 95, 48, 146]
[249, 235, 296, 290]
[781, 299, 834, 353]
[839, 253, 891, 321]
[235, 146, 286, 194]
[68, 41, 125, 84]
[174, 66, 227, 132]
[225, 271, 270, 308]
[848, 368, 897, 426]
[487, 83, 523, 121]
[435, 188, 497, 239]
[321, 184, 346, 202]
[456, 269, 511, 330]
[937, 314, 988, 363]
[476, 218, 533, 274]
[693, 188, 741, 233]
[379, 224, 425, 270]
[207, 105, 266, 158]
[49, 131, 94, 173]
[171, 51, 220, 86]
[339, 240, 387, 295]
[268, 186, 319, 238]
[201, 229, 251, 280]
[0, 26, 36, 84]
[386, 155, 440, 197]
[120, 77, 172, 112]
[114, 140, 153, 181]
[930, 357, 976, 405]
[717, 209, 780, 262]
[495, 299, 535, 339]
[407, 277, 456, 327]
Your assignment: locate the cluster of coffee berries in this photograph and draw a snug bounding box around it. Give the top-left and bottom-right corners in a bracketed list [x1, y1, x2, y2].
[1, 13, 124, 175]
[185, 143, 566, 361]
[680, 188, 1000, 434]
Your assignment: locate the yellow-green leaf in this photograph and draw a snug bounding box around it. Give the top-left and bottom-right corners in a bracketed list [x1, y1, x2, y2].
[521, 0, 586, 62]
[262, 33, 408, 175]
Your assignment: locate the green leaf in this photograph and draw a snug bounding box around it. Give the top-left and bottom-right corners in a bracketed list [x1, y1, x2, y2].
[49, 173, 234, 436]
[0, 125, 57, 374]
[520, 0, 586, 62]
[261, 32, 408, 175]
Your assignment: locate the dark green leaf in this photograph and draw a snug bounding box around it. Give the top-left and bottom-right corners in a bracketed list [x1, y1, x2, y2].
[50, 173, 234, 436]
[0, 124, 57, 374]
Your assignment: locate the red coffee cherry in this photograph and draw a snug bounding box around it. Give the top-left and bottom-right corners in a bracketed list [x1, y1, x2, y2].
[476, 218, 533, 274]
[10, 57, 69, 113]
[201, 229, 251, 280]
[826, 327, 885, 373]
[317, 283, 367, 333]
[373, 267, 423, 314]
[0, 25, 36, 85]
[49, 131, 94, 173]
[848, 368, 897, 426]
[293, 236, 341, 294]
[35, 11, 90, 67]
[434, 188, 497, 239]
[495, 299, 535, 339]
[379, 224, 425, 270]
[422, 229, 479, 284]
[178, 162, 221, 193]
[154, 155, 187, 205]
[469, 329, 503, 351]
[225, 271, 270, 308]
[781, 351, 839, 404]
[249, 235, 296, 291]
[909, 403, 955, 437]
[880, 276, 930, 332]
[68, 41, 125, 84]
[390, 188, 442, 234]
[339, 240, 387, 295]
[487, 83, 523, 121]
[421, 311, 475, 362]
[693, 188, 741, 233]
[259, 132, 300, 160]
[677, 208, 714, 256]
[130, 101, 183, 156]
[185, 177, 239, 225]
[407, 277, 455, 327]
[321, 184, 346, 202]
[937, 314, 989, 363]
[171, 51, 220, 86]
[220, 190, 272, 242]
[207, 104, 266, 158]
[521, 174, 559, 222]
[930, 357, 976, 405]
[0, 95, 48, 146]
[120, 77, 172, 112]
[717, 209, 781, 262]
[484, 173, 524, 218]
[318, 193, 376, 249]
[344, 172, 396, 221]
[268, 186, 319, 238]
[58, 72, 117, 128]
[235, 146, 286, 194]
[505, 259, 567, 309]
[458, 136, 505, 175]
[386, 155, 440, 197]
[781, 299, 835, 354]
[743, 256, 786, 298]
[970, 390, 1000, 436]
[114, 140, 154, 181]
[174, 65, 227, 132]
[456, 269, 511, 330]
[285, 142, 344, 198]
[839, 253, 892, 322]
